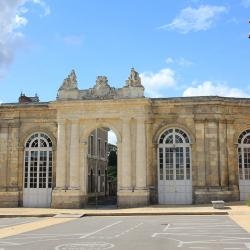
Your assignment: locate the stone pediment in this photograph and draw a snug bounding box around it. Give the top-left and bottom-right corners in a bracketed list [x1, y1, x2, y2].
[57, 68, 144, 100]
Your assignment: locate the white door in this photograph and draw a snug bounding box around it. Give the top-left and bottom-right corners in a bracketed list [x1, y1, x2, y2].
[238, 132, 250, 200]
[23, 133, 53, 208]
[158, 129, 192, 204]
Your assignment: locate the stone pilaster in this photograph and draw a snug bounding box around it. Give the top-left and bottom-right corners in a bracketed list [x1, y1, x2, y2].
[135, 118, 146, 189]
[194, 120, 206, 187]
[55, 119, 66, 189]
[205, 120, 219, 186]
[79, 136, 88, 195]
[8, 121, 20, 191]
[219, 120, 228, 187]
[52, 119, 84, 208]
[227, 121, 238, 189]
[0, 122, 19, 207]
[69, 120, 80, 189]
[0, 125, 8, 189]
[120, 118, 132, 189]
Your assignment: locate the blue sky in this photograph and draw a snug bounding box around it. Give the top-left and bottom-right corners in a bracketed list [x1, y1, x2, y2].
[1, 0, 250, 103]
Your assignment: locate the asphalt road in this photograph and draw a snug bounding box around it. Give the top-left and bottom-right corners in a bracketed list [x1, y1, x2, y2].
[0, 215, 250, 250]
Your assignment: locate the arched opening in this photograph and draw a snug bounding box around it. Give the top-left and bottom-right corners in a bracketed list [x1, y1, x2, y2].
[157, 128, 192, 204]
[87, 127, 117, 206]
[23, 132, 53, 207]
[238, 129, 250, 200]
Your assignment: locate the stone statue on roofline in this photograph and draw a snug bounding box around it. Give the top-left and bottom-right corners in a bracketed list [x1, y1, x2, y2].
[95, 76, 109, 89]
[59, 69, 78, 90]
[125, 67, 142, 87]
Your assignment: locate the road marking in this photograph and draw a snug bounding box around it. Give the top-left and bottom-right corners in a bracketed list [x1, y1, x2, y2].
[80, 221, 122, 239]
[55, 242, 114, 250]
[188, 247, 208, 249]
[0, 218, 76, 239]
[163, 224, 170, 231]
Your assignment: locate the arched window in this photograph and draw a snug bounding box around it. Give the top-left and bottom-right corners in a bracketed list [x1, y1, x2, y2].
[24, 133, 53, 189]
[158, 128, 191, 181]
[238, 130, 250, 181]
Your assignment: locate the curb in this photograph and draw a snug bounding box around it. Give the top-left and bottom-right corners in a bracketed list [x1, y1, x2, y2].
[0, 211, 228, 218]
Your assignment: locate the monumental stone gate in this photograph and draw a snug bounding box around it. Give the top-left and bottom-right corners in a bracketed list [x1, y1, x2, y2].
[0, 68, 250, 208]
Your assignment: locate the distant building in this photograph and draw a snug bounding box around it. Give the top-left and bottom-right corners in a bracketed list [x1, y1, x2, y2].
[87, 128, 108, 198]
[18, 93, 39, 104]
[0, 68, 250, 208]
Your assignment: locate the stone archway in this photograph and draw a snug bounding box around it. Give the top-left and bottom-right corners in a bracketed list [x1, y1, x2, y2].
[51, 68, 150, 208]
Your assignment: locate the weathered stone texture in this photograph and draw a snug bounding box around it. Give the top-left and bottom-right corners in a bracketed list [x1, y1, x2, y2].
[1, 95, 250, 207]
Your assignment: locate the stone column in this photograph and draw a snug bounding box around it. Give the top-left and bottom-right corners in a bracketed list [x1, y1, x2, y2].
[69, 120, 80, 189]
[55, 119, 66, 189]
[121, 118, 132, 189]
[135, 118, 146, 189]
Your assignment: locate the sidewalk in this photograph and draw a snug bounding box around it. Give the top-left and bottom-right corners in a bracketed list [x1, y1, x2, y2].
[0, 201, 248, 217]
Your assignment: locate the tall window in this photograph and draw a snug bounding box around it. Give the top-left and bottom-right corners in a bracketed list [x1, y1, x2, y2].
[238, 129, 250, 180]
[24, 133, 53, 189]
[158, 128, 191, 181]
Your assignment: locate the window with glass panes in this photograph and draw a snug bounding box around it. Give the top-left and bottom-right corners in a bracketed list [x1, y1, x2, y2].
[24, 133, 52, 189]
[158, 128, 191, 181]
[238, 130, 250, 180]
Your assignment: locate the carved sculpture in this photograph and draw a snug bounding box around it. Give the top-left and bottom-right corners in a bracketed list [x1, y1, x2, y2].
[57, 68, 145, 100]
[126, 68, 142, 87]
[59, 70, 78, 90]
[90, 76, 116, 98]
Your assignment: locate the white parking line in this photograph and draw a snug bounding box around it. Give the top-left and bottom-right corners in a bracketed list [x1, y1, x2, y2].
[80, 221, 122, 239]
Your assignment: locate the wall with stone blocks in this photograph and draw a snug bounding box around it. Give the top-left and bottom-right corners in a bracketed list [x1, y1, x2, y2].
[0, 96, 250, 207]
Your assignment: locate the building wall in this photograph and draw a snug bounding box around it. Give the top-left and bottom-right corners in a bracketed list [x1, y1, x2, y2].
[0, 104, 57, 207]
[0, 97, 250, 207]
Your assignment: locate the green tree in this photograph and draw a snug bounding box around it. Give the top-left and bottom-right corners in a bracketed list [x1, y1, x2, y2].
[107, 150, 117, 182]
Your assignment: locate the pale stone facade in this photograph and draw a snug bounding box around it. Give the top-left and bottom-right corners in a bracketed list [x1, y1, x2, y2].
[0, 68, 250, 208]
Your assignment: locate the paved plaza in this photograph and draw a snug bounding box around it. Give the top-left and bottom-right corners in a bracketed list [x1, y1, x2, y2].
[0, 215, 250, 250]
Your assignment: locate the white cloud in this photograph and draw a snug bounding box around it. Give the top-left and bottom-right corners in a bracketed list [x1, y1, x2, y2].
[241, 0, 250, 8]
[182, 81, 249, 97]
[0, 0, 50, 78]
[140, 68, 176, 97]
[32, 0, 50, 16]
[165, 57, 194, 67]
[159, 5, 228, 34]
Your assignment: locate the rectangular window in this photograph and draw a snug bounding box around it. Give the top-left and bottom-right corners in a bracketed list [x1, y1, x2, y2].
[90, 135, 94, 156]
[98, 138, 101, 157]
